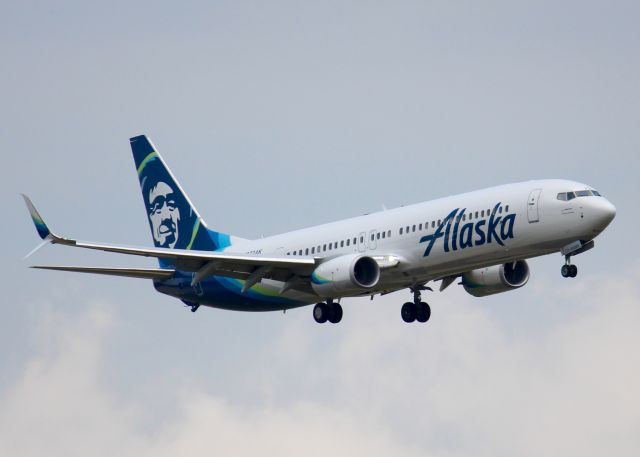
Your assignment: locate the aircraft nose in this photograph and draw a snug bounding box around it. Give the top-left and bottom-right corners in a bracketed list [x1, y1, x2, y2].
[591, 198, 616, 230]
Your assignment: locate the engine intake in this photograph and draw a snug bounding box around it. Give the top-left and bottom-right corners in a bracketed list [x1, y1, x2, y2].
[311, 254, 380, 298]
[462, 260, 530, 297]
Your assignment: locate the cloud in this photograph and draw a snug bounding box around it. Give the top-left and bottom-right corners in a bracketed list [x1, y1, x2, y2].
[1, 270, 639, 457]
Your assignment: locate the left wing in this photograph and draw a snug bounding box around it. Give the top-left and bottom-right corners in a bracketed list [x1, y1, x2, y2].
[22, 195, 316, 290]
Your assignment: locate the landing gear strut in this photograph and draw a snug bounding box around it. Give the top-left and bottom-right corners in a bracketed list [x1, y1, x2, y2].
[401, 286, 431, 323]
[313, 300, 343, 324]
[561, 255, 578, 278]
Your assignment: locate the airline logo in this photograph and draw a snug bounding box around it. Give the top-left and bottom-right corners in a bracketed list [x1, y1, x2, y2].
[419, 203, 515, 257]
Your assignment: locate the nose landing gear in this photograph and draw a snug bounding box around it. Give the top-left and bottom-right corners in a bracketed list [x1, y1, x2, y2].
[401, 286, 432, 323]
[561, 256, 578, 278]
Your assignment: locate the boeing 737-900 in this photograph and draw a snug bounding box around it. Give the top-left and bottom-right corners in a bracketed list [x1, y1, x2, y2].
[23, 135, 616, 324]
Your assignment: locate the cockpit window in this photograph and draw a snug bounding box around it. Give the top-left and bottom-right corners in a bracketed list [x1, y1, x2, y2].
[557, 192, 576, 201]
[558, 189, 601, 201]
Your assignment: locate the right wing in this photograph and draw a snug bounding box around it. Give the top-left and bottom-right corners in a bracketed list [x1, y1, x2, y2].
[30, 266, 175, 280]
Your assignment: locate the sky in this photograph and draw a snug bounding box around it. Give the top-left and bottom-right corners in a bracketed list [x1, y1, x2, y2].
[1, 0, 639, 455]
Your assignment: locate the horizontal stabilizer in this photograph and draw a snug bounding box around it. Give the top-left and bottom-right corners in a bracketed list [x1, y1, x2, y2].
[30, 266, 175, 280]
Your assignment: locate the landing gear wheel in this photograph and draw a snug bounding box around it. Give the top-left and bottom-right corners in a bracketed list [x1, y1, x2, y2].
[313, 303, 328, 323]
[569, 264, 578, 277]
[416, 302, 431, 323]
[328, 303, 343, 324]
[561, 264, 570, 278]
[401, 302, 416, 323]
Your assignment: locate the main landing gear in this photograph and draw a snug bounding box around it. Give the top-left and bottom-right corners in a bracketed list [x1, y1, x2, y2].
[401, 286, 431, 323]
[561, 255, 578, 278]
[313, 300, 343, 324]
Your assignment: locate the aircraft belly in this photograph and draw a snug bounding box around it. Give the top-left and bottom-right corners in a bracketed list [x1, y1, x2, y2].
[154, 273, 316, 312]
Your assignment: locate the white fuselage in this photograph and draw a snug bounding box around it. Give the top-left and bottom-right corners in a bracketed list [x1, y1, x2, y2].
[223, 179, 616, 304]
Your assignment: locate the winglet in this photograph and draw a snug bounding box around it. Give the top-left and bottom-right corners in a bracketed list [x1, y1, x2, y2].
[21, 194, 53, 240]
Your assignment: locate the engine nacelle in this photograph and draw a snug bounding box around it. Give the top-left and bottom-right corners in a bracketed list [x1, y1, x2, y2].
[311, 254, 380, 298]
[462, 260, 530, 297]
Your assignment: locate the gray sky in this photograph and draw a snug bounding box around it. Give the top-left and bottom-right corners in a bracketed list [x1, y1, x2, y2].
[1, 1, 639, 455]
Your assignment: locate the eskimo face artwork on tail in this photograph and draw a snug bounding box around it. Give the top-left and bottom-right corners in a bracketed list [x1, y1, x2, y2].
[138, 155, 196, 250]
[147, 181, 180, 248]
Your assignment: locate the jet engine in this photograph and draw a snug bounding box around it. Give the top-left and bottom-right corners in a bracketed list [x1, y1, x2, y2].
[462, 260, 530, 297]
[311, 254, 380, 298]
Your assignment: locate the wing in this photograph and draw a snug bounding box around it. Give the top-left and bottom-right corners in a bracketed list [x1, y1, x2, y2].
[30, 266, 175, 280]
[22, 195, 316, 291]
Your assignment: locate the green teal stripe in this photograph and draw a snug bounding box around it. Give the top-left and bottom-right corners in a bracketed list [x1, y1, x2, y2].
[137, 151, 158, 176]
[186, 219, 201, 250]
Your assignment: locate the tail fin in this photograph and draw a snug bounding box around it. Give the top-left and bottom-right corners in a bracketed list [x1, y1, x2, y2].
[130, 135, 230, 266]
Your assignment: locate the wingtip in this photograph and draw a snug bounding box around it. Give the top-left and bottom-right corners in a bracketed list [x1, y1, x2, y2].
[21, 194, 52, 240]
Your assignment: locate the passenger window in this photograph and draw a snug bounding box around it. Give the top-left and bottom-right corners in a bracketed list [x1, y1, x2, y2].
[406, 226, 410, 233]
[400, 227, 403, 235]
[419, 223, 422, 230]
[334, 242, 338, 249]
[382, 231, 386, 239]
[505, 205, 509, 212]
[411, 225, 415, 232]
[346, 239, 350, 246]
[481, 210, 484, 217]
[376, 232, 380, 240]
[298, 250, 302, 255]
[323, 244, 326, 251]
[387, 230, 391, 237]
[360, 236, 364, 243]
[371, 234, 374, 241]
[353, 237, 357, 244]
[311, 247, 315, 254]
[432, 221, 436, 228]
[340, 240, 344, 247]
[499, 207, 502, 214]
[438, 219, 441, 226]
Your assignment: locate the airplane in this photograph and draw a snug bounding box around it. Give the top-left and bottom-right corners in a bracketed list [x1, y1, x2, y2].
[22, 135, 616, 324]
